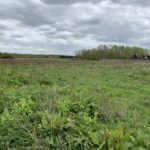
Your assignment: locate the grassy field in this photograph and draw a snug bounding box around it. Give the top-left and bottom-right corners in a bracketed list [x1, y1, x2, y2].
[0, 58, 150, 149]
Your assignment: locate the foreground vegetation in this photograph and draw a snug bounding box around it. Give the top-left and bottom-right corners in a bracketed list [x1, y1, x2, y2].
[76, 45, 149, 60]
[0, 58, 150, 149]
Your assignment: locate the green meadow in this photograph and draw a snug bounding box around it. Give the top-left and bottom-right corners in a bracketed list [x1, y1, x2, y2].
[0, 58, 150, 149]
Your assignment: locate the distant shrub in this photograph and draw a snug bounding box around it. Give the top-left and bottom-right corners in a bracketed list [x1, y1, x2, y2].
[76, 45, 149, 60]
[59, 55, 74, 59]
[0, 53, 15, 59]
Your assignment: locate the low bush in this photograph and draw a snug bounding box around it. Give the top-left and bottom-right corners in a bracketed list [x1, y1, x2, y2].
[0, 53, 15, 59]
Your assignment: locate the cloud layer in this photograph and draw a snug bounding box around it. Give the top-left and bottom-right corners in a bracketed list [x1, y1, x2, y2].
[0, 0, 150, 55]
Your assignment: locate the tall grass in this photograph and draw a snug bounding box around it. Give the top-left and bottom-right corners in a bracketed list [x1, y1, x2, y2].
[76, 45, 149, 60]
[0, 59, 150, 149]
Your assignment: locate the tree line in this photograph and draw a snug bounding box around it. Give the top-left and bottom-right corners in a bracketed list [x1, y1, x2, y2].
[76, 45, 150, 60]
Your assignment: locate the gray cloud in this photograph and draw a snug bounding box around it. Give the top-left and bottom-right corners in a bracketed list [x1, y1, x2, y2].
[0, 0, 150, 55]
[111, 0, 150, 6]
[42, 0, 150, 6]
[41, 0, 102, 5]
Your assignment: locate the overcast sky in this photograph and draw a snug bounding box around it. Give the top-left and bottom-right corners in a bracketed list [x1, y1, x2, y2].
[0, 0, 150, 55]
